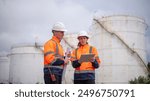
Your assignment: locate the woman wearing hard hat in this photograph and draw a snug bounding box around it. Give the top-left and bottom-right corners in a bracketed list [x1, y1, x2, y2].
[71, 31, 101, 84]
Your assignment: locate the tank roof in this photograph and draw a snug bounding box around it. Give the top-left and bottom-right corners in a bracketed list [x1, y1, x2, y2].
[11, 43, 43, 49]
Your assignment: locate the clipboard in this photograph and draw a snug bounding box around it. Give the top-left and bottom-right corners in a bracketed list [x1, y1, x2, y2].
[79, 53, 95, 63]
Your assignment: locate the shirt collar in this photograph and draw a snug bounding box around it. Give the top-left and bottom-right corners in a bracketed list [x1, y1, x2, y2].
[80, 44, 89, 48]
[52, 36, 60, 43]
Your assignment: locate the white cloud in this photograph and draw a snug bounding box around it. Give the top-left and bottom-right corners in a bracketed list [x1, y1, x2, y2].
[0, 0, 91, 51]
[0, 0, 150, 62]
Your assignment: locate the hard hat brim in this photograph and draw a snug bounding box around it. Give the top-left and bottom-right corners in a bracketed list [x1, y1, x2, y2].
[52, 29, 67, 32]
[77, 36, 89, 39]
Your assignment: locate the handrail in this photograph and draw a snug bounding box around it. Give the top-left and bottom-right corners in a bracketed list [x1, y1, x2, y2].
[35, 42, 44, 53]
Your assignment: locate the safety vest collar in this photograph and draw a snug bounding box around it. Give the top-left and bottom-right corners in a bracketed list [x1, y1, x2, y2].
[52, 36, 60, 43]
[79, 44, 89, 49]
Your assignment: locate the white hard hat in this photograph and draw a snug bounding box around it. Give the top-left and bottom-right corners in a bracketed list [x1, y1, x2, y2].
[52, 22, 67, 32]
[77, 31, 89, 39]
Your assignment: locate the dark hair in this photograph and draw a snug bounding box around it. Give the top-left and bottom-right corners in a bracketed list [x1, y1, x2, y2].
[77, 42, 88, 47]
[52, 30, 54, 33]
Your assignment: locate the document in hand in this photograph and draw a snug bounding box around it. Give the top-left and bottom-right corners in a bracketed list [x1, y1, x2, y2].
[79, 53, 95, 62]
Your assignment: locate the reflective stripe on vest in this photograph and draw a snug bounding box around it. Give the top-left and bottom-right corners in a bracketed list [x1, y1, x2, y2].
[75, 48, 78, 59]
[51, 39, 59, 56]
[48, 39, 64, 66]
[44, 51, 64, 58]
[51, 39, 64, 58]
[44, 65, 63, 69]
[75, 70, 95, 74]
[44, 51, 55, 56]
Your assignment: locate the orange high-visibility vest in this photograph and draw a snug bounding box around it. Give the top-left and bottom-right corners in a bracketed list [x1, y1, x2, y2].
[44, 36, 64, 66]
[71, 44, 101, 71]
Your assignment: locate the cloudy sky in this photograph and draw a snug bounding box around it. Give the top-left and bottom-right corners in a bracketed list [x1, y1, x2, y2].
[0, 0, 150, 61]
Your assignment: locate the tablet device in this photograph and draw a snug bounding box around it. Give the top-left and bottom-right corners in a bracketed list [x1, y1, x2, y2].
[79, 53, 95, 62]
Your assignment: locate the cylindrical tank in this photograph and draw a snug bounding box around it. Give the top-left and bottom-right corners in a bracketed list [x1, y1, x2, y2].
[61, 33, 78, 83]
[9, 43, 44, 84]
[62, 33, 78, 50]
[90, 15, 148, 83]
[0, 52, 10, 84]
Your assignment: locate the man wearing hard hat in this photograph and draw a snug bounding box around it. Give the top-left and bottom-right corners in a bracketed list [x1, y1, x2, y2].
[71, 31, 101, 84]
[44, 22, 68, 84]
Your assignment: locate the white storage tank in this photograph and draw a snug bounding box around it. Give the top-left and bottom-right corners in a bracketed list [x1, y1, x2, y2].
[0, 52, 10, 84]
[62, 33, 78, 49]
[9, 43, 44, 84]
[90, 15, 148, 83]
[61, 33, 78, 83]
